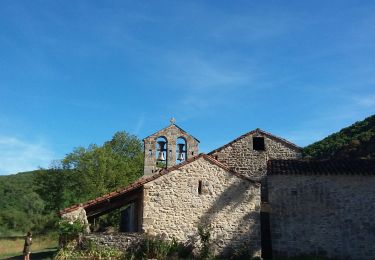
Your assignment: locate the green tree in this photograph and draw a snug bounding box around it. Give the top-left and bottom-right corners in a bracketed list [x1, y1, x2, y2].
[35, 131, 144, 211]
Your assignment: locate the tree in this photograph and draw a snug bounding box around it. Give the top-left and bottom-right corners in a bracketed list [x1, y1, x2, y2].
[35, 131, 144, 211]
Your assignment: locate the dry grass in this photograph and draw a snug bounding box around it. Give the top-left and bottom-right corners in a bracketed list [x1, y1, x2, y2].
[0, 233, 58, 259]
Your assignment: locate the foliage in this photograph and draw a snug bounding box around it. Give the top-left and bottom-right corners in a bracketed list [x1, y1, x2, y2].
[303, 114, 375, 159]
[0, 170, 48, 236]
[91, 207, 124, 232]
[0, 131, 144, 236]
[62, 131, 144, 203]
[57, 218, 88, 249]
[55, 240, 125, 260]
[198, 225, 213, 259]
[156, 160, 167, 168]
[37, 131, 143, 228]
[58, 219, 86, 239]
[131, 235, 194, 260]
[55, 235, 194, 260]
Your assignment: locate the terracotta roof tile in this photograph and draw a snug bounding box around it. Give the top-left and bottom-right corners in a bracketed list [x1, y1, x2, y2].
[268, 159, 375, 175]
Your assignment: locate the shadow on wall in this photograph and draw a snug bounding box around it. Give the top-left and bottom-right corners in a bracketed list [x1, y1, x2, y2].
[197, 180, 261, 258]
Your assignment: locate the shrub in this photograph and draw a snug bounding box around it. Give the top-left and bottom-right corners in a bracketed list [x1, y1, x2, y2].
[198, 225, 213, 259]
[132, 235, 194, 259]
[57, 219, 87, 248]
[54, 240, 125, 260]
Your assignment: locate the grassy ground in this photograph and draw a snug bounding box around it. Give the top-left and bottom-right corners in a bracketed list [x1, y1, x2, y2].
[0, 233, 58, 260]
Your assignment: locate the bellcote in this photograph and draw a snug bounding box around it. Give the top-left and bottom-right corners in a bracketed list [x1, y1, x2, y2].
[143, 120, 199, 176]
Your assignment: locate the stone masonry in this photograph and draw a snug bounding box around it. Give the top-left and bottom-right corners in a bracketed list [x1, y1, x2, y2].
[142, 156, 262, 257]
[268, 174, 375, 260]
[85, 233, 143, 253]
[143, 123, 199, 176]
[61, 206, 90, 234]
[209, 129, 301, 179]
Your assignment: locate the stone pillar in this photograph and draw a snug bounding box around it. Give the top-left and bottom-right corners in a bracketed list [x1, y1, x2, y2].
[61, 206, 90, 233]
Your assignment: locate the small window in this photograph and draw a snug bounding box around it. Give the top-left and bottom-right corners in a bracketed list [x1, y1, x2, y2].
[198, 180, 202, 195]
[253, 137, 265, 151]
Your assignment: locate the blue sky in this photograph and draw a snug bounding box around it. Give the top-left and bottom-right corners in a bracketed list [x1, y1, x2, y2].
[0, 1, 374, 174]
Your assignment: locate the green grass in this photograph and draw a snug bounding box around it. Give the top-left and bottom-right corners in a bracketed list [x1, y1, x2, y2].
[0, 233, 58, 259]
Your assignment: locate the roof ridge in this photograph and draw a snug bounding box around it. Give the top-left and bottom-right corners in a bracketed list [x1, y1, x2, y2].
[142, 123, 200, 142]
[208, 128, 301, 155]
[59, 153, 259, 215]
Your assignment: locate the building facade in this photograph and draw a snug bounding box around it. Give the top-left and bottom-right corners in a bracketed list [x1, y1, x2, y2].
[60, 122, 375, 259]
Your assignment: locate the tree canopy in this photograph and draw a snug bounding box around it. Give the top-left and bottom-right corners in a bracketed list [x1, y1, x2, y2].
[36, 131, 144, 210]
[0, 131, 144, 236]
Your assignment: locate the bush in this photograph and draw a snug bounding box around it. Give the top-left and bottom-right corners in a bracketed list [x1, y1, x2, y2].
[57, 219, 87, 248]
[133, 235, 194, 259]
[198, 225, 213, 259]
[55, 240, 125, 260]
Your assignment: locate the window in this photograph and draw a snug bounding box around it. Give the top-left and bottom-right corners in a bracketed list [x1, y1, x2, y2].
[198, 180, 203, 195]
[253, 137, 265, 151]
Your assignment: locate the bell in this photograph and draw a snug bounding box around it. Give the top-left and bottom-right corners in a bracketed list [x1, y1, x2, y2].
[177, 152, 184, 161]
[177, 143, 185, 161]
[157, 151, 166, 161]
[157, 140, 166, 161]
[157, 140, 166, 151]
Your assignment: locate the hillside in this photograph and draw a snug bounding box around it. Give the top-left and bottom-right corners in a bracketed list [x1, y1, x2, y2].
[0, 170, 49, 236]
[303, 114, 375, 159]
[0, 131, 144, 236]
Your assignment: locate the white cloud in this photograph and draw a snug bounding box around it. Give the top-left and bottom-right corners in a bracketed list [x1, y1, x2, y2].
[0, 136, 55, 175]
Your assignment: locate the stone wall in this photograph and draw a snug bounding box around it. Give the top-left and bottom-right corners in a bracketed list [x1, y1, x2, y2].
[143, 124, 199, 176]
[268, 174, 375, 260]
[84, 233, 143, 252]
[61, 206, 90, 233]
[142, 157, 261, 256]
[210, 130, 301, 179]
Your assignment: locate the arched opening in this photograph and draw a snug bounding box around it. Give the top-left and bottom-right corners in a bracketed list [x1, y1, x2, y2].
[176, 137, 187, 164]
[156, 136, 167, 168]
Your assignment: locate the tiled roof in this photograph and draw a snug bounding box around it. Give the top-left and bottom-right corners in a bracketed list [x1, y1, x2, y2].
[268, 159, 375, 175]
[59, 154, 259, 215]
[208, 128, 301, 155]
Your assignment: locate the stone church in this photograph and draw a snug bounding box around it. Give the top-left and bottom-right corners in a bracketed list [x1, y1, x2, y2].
[61, 121, 375, 259]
